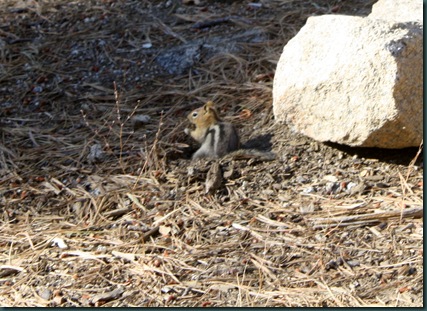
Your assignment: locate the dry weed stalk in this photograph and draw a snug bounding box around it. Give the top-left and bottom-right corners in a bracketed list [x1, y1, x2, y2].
[81, 81, 141, 173]
[396, 139, 424, 221]
[112, 81, 141, 171]
[133, 111, 165, 189]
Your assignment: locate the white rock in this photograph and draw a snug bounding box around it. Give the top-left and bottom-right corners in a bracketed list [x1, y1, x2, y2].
[369, 0, 422, 23]
[273, 14, 423, 148]
[51, 237, 68, 249]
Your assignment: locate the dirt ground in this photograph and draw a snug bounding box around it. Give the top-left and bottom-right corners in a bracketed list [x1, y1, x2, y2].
[0, 0, 423, 307]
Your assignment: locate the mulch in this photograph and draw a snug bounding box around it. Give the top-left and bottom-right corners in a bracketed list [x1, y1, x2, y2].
[0, 0, 422, 307]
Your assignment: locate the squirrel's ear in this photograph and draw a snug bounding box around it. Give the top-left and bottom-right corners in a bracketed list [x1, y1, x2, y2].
[204, 101, 215, 112]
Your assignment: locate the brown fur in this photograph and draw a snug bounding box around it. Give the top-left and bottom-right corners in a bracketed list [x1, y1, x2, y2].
[186, 101, 220, 143]
[185, 101, 240, 159]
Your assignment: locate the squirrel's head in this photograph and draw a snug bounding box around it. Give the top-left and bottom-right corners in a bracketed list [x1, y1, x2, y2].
[188, 101, 221, 125]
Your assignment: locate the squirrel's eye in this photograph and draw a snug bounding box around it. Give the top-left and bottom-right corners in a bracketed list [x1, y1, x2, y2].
[192, 112, 198, 118]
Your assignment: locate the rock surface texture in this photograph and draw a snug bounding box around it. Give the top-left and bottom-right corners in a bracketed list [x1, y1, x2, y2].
[370, 0, 422, 22]
[272, 0, 423, 148]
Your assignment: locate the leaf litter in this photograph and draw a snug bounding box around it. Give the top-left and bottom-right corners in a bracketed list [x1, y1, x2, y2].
[0, 0, 423, 307]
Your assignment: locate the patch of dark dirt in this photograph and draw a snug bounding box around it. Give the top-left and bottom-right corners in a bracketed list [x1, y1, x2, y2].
[0, 0, 422, 307]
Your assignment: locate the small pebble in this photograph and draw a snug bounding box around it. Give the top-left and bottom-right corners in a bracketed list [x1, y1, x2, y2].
[302, 186, 316, 193]
[38, 288, 52, 300]
[296, 175, 308, 183]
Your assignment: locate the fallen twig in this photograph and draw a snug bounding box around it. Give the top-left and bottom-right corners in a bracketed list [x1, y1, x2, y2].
[311, 207, 423, 229]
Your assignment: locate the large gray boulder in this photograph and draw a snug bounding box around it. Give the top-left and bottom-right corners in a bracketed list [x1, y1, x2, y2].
[272, 2, 423, 149]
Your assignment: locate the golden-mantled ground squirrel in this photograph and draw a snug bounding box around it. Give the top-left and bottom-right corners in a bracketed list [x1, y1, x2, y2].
[184, 101, 240, 160]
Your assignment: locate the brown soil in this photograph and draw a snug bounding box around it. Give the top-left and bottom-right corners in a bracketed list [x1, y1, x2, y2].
[0, 0, 423, 307]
